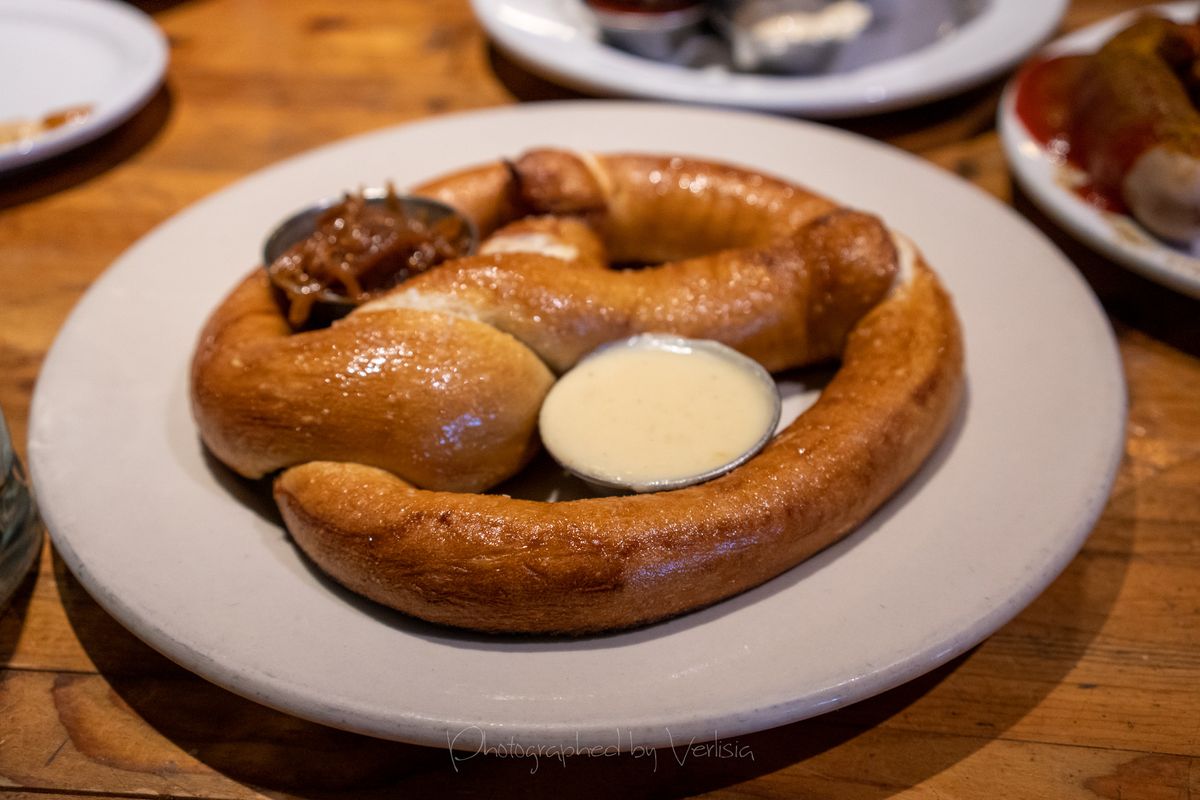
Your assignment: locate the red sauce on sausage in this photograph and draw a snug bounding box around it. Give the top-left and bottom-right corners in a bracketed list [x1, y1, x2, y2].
[1013, 54, 1128, 214]
[1013, 56, 1081, 164]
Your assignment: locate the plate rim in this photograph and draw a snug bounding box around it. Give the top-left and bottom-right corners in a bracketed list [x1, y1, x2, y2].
[998, 1, 1200, 299]
[29, 101, 1126, 749]
[0, 0, 168, 173]
[471, 0, 1068, 116]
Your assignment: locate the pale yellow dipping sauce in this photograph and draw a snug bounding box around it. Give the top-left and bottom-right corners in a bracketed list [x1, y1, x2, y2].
[539, 338, 780, 491]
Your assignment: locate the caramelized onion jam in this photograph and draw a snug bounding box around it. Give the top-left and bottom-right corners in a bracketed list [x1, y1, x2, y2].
[266, 187, 473, 327]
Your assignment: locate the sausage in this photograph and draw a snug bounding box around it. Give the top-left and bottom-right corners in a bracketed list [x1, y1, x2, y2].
[1070, 15, 1200, 244]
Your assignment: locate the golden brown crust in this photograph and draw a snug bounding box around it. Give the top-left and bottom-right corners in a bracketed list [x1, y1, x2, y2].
[192, 148, 964, 635]
[411, 160, 523, 238]
[190, 271, 553, 491]
[275, 260, 963, 634]
[414, 149, 839, 261]
[574, 152, 840, 263]
[360, 210, 898, 373]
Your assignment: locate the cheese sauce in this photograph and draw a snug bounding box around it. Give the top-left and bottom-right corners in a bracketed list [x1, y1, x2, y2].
[539, 337, 779, 491]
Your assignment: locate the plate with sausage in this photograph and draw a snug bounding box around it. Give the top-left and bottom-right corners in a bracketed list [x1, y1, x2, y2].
[1000, 2, 1200, 299]
[29, 102, 1124, 749]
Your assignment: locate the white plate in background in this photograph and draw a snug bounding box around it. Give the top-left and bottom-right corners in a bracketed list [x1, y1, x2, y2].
[0, 0, 168, 172]
[30, 102, 1124, 749]
[999, 2, 1200, 298]
[472, 0, 1067, 116]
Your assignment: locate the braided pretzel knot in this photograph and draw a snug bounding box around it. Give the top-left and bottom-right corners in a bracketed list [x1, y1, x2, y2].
[191, 150, 964, 634]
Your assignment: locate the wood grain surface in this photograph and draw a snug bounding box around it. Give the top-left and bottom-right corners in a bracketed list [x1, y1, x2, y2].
[1, 1, 1197, 797]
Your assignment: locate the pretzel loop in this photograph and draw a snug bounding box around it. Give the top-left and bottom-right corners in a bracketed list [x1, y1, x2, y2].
[191, 149, 964, 634]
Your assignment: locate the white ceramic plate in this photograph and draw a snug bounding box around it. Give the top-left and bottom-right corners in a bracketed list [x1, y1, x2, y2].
[471, 0, 1067, 116]
[0, 0, 168, 172]
[999, 2, 1200, 299]
[29, 103, 1124, 750]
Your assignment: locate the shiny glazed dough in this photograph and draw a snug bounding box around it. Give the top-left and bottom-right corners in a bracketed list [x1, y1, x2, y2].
[266, 150, 965, 635]
[190, 273, 554, 492]
[192, 150, 852, 491]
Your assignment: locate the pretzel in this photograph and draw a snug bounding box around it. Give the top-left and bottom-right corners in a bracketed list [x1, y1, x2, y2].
[191, 149, 964, 634]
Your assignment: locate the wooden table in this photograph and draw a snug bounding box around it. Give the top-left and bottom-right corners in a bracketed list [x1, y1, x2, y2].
[2, 1, 1197, 796]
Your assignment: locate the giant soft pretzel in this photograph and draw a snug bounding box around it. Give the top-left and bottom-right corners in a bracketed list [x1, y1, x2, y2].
[191, 149, 964, 634]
